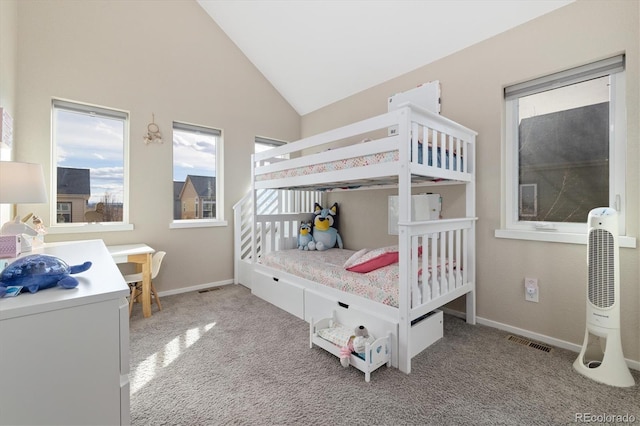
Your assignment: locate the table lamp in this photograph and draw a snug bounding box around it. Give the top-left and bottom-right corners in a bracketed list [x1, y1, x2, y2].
[0, 161, 48, 252]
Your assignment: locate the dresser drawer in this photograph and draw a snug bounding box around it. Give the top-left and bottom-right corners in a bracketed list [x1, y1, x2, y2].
[252, 269, 304, 319]
[120, 380, 130, 425]
[119, 298, 130, 375]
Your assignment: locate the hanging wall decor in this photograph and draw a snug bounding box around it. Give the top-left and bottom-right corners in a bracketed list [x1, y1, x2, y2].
[143, 114, 163, 145]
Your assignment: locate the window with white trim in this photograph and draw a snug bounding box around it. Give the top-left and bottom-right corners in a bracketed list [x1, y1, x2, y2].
[255, 136, 288, 161]
[52, 99, 129, 228]
[56, 202, 72, 223]
[502, 55, 627, 239]
[172, 122, 223, 224]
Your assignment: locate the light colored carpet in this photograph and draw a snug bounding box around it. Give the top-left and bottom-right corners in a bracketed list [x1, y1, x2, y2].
[129, 284, 639, 425]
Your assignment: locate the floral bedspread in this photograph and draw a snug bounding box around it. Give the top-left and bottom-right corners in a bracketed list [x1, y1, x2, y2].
[256, 144, 462, 182]
[256, 151, 398, 182]
[258, 248, 400, 307]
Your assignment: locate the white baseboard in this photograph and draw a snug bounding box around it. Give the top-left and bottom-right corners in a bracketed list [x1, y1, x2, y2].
[157, 279, 234, 298]
[441, 307, 640, 372]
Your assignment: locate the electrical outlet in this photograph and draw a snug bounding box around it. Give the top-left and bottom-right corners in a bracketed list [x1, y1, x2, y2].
[525, 278, 539, 302]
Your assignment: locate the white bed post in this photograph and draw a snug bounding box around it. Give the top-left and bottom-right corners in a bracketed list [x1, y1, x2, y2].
[397, 107, 413, 374]
[465, 136, 477, 325]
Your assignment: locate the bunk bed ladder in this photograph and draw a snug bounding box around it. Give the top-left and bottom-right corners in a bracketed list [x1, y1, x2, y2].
[233, 192, 254, 286]
[235, 189, 324, 287]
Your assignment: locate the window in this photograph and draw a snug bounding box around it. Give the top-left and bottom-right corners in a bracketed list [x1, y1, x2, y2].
[56, 202, 72, 223]
[255, 136, 288, 163]
[255, 136, 286, 153]
[500, 55, 631, 244]
[172, 122, 223, 227]
[519, 184, 537, 218]
[52, 99, 130, 230]
[202, 200, 215, 218]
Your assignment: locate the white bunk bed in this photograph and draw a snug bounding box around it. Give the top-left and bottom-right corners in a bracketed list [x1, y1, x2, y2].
[234, 103, 477, 374]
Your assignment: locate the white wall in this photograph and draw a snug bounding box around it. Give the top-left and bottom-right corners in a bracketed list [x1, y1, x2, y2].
[13, 0, 300, 293]
[302, 0, 640, 363]
[0, 0, 18, 222]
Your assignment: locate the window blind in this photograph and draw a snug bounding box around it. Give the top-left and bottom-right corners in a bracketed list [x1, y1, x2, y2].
[173, 122, 221, 137]
[255, 136, 286, 147]
[53, 99, 128, 120]
[505, 55, 625, 100]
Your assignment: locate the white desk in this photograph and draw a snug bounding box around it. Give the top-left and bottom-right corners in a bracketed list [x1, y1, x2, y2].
[108, 244, 155, 318]
[0, 239, 130, 425]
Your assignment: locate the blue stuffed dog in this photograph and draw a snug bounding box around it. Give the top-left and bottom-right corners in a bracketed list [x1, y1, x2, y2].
[298, 221, 315, 250]
[312, 203, 343, 251]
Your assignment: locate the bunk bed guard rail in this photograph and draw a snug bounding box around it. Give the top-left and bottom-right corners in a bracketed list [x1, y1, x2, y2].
[253, 104, 476, 192]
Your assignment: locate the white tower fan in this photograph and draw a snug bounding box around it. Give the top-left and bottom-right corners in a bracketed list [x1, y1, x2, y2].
[573, 207, 635, 387]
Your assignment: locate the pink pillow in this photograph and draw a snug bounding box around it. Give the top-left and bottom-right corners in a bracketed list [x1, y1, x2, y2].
[344, 246, 399, 273]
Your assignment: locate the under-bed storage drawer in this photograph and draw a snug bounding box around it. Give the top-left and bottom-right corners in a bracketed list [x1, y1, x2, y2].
[304, 290, 398, 334]
[253, 269, 304, 319]
[409, 310, 443, 358]
[304, 289, 343, 324]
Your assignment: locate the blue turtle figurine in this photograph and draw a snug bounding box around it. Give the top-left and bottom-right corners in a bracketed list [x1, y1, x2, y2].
[0, 254, 92, 296]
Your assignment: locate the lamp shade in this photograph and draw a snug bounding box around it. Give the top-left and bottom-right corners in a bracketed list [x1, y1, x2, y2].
[0, 161, 48, 204]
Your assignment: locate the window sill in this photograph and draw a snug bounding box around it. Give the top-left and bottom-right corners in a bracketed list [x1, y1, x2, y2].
[495, 229, 636, 249]
[47, 223, 135, 234]
[170, 219, 228, 229]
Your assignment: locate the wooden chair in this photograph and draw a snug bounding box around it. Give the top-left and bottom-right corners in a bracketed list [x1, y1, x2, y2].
[125, 251, 166, 316]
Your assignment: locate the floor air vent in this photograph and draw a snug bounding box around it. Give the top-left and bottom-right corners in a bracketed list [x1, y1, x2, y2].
[506, 335, 553, 353]
[198, 287, 221, 293]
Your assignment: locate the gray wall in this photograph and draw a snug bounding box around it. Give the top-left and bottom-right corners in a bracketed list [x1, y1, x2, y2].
[0, 0, 18, 222]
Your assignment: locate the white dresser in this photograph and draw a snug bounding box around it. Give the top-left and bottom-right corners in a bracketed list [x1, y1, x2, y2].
[0, 240, 130, 426]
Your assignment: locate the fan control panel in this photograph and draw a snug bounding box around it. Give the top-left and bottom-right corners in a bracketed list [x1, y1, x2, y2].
[591, 207, 616, 217]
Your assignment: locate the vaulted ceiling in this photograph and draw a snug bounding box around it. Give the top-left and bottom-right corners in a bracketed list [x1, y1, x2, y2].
[198, 0, 574, 115]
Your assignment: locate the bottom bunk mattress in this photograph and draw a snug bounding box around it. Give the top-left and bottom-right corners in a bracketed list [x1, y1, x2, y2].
[259, 248, 399, 307]
[258, 247, 457, 308]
